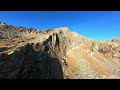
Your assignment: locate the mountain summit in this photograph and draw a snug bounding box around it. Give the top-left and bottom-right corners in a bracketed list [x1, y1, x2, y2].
[0, 22, 120, 79]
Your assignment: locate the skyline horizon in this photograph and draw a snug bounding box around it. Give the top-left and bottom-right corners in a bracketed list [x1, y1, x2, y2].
[0, 20, 119, 41]
[0, 11, 120, 41]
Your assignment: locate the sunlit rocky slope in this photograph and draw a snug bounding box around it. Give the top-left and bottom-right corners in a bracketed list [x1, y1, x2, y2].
[0, 22, 120, 79]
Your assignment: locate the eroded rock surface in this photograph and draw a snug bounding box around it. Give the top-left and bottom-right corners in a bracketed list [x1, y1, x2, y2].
[0, 22, 120, 79]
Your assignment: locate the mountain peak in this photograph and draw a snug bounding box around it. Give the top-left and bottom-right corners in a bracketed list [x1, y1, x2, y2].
[0, 22, 8, 27]
[0, 22, 6, 25]
[0, 22, 120, 79]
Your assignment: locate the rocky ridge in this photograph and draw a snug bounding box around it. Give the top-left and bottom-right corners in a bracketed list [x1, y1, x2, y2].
[0, 22, 120, 79]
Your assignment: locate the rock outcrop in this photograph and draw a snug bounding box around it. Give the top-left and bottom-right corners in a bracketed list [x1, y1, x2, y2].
[0, 22, 120, 79]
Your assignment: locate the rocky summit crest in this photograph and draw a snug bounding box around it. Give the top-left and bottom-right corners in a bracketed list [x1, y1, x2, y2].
[0, 22, 120, 79]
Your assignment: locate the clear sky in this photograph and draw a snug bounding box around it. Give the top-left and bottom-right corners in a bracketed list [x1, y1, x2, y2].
[0, 11, 120, 41]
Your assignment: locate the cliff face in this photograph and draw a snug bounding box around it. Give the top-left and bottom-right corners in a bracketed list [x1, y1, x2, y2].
[0, 22, 120, 79]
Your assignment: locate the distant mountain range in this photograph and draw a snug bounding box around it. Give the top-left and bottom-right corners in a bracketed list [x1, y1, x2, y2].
[0, 22, 120, 79]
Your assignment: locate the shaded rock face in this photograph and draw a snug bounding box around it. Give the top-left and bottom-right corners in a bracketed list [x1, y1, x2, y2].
[0, 43, 63, 79]
[0, 22, 120, 79]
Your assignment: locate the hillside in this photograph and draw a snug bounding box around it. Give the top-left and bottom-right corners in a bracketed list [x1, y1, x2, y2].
[0, 22, 120, 79]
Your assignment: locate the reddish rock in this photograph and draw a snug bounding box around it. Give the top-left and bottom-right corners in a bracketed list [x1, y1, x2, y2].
[0, 22, 120, 79]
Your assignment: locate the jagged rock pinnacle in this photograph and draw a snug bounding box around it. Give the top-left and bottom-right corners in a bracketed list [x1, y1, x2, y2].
[0, 22, 120, 79]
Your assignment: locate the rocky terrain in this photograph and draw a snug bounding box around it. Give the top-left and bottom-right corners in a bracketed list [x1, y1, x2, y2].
[0, 22, 120, 79]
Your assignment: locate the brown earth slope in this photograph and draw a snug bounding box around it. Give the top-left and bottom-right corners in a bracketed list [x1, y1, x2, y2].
[0, 22, 120, 79]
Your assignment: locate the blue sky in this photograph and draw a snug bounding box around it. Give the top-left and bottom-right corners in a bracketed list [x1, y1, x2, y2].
[0, 11, 120, 41]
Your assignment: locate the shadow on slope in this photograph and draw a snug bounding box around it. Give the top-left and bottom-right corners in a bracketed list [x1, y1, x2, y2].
[0, 43, 64, 79]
